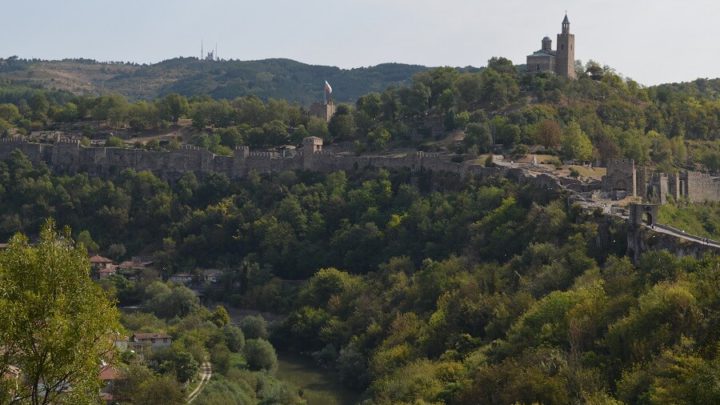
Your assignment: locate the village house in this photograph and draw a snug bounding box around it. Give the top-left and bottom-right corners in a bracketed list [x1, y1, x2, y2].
[202, 269, 223, 284]
[169, 272, 193, 285]
[90, 254, 113, 269]
[117, 257, 154, 280]
[114, 336, 129, 352]
[99, 365, 123, 403]
[97, 264, 118, 279]
[90, 255, 116, 280]
[130, 332, 172, 350]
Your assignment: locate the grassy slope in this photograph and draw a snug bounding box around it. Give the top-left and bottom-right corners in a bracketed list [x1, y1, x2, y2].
[658, 202, 720, 239]
[276, 353, 360, 405]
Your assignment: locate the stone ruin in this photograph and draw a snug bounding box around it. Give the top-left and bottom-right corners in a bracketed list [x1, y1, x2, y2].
[0, 137, 474, 181]
[602, 158, 720, 204]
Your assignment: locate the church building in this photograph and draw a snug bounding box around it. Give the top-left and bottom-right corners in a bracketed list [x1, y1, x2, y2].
[526, 14, 576, 79]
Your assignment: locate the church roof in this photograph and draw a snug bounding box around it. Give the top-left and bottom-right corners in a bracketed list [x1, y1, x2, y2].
[531, 50, 556, 57]
[563, 14, 570, 24]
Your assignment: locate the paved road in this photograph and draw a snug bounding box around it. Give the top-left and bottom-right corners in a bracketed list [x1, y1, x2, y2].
[647, 224, 720, 249]
[187, 362, 212, 403]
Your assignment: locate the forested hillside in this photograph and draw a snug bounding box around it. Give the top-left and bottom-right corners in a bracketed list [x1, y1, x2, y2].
[2, 147, 720, 403]
[0, 57, 427, 103]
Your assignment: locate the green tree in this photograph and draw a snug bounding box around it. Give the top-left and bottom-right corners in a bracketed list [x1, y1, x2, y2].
[454, 73, 483, 111]
[560, 122, 593, 161]
[0, 103, 21, 122]
[239, 315, 268, 340]
[77, 229, 100, 253]
[158, 93, 189, 123]
[133, 375, 185, 405]
[306, 116, 329, 140]
[173, 351, 199, 383]
[211, 305, 230, 327]
[368, 127, 391, 150]
[29, 93, 50, 121]
[244, 339, 278, 372]
[106, 243, 126, 261]
[534, 120, 562, 149]
[0, 119, 13, 136]
[0, 221, 121, 405]
[465, 122, 493, 151]
[487, 56, 517, 75]
[105, 135, 125, 148]
[209, 343, 231, 375]
[146, 282, 200, 319]
[328, 104, 356, 141]
[223, 325, 245, 352]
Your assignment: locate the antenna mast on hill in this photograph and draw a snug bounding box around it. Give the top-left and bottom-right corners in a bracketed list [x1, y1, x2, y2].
[215, 43, 218, 61]
[201, 40, 204, 60]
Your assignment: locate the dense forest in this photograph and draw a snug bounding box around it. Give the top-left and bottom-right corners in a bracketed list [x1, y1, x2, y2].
[0, 57, 427, 104]
[3, 147, 720, 403]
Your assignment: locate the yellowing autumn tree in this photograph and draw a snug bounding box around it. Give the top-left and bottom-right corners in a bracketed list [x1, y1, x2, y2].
[0, 220, 120, 405]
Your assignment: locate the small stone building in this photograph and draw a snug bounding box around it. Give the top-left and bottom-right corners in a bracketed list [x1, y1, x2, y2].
[130, 332, 172, 349]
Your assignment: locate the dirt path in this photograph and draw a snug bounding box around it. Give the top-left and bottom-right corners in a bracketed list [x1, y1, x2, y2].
[187, 361, 212, 403]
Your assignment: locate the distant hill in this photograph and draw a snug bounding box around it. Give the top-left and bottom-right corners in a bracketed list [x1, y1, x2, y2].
[0, 57, 429, 105]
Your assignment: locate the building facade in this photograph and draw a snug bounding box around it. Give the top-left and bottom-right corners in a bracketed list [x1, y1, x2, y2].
[526, 14, 576, 79]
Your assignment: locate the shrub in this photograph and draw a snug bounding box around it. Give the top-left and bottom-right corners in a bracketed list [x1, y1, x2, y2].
[239, 315, 268, 340]
[244, 339, 278, 372]
[224, 325, 245, 353]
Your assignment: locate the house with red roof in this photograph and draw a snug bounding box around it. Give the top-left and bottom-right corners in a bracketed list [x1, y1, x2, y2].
[99, 365, 123, 403]
[90, 255, 115, 280]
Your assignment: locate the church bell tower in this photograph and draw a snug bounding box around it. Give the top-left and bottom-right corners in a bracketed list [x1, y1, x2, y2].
[555, 14, 576, 79]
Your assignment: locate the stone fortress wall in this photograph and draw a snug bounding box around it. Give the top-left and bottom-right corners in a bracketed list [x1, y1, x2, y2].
[0, 136, 502, 181]
[602, 159, 720, 204]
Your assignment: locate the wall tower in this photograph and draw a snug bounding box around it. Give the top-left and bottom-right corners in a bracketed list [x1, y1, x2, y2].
[555, 14, 576, 79]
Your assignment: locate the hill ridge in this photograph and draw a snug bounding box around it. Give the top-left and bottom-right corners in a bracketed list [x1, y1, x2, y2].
[0, 57, 431, 104]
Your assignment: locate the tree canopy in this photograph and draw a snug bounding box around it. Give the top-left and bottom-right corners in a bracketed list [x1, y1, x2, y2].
[0, 221, 120, 405]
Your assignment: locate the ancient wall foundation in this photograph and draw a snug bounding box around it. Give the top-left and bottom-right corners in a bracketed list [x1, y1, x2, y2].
[0, 138, 518, 183]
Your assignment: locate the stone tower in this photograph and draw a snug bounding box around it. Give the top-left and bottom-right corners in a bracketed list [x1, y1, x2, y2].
[542, 36, 552, 52]
[555, 14, 576, 79]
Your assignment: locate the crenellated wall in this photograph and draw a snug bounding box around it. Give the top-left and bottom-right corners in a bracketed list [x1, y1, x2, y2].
[0, 138, 498, 181]
[683, 172, 720, 203]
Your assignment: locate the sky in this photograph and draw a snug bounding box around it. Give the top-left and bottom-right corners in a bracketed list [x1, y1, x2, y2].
[3, 0, 720, 86]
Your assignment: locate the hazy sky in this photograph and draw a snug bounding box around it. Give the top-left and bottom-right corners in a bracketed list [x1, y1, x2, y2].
[3, 0, 719, 85]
